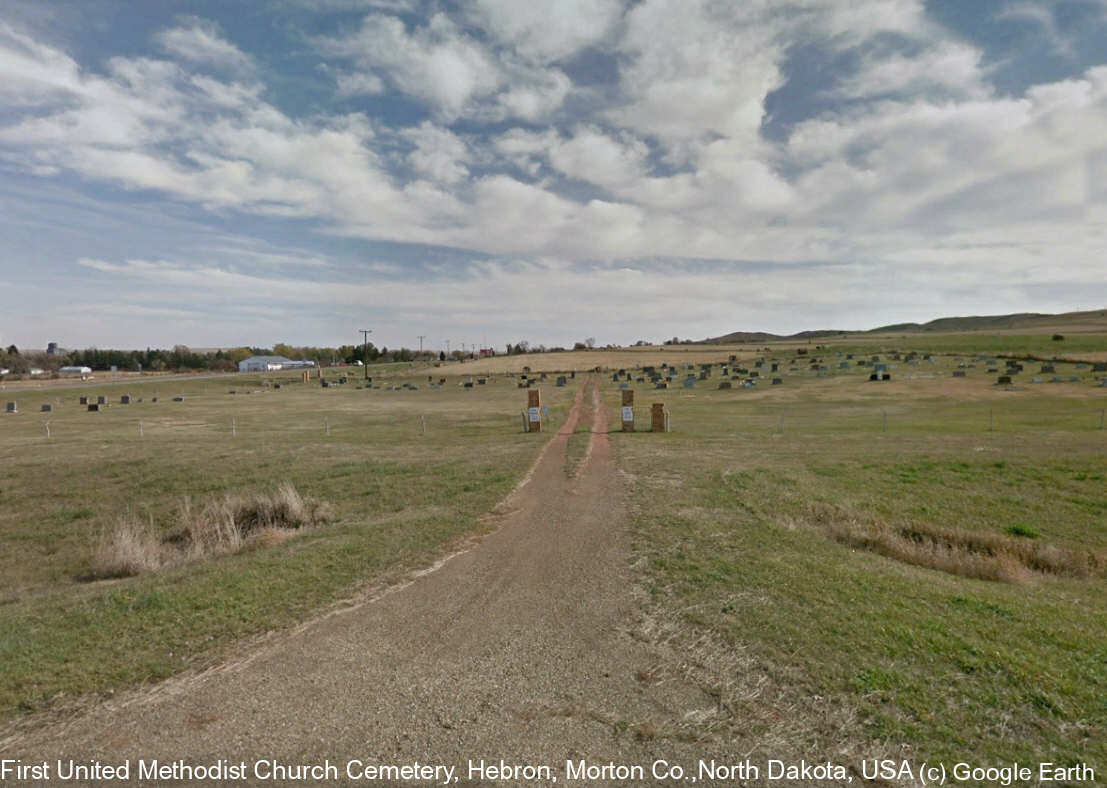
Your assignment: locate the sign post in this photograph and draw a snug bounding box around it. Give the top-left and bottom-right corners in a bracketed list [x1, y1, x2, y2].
[621, 390, 634, 432]
[527, 389, 541, 433]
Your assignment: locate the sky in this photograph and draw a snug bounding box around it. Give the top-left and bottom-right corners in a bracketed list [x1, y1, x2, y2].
[1, 0, 1106, 352]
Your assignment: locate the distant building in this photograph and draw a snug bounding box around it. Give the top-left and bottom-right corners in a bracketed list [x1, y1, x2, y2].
[237, 355, 316, 372]
[59, 366, 93, 375]
[479, 348, 495, 357]
[46, 342, 59, 355]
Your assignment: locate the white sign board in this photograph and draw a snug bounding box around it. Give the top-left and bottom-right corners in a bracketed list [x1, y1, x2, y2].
[621, 406, 634, 422]
[528, 407, 541, 422]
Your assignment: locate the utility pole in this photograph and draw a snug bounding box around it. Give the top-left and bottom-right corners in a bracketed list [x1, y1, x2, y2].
[359, 328, 372, 379]
[417, 335, 425, 362]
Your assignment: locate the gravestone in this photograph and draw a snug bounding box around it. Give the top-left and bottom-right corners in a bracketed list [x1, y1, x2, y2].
[478, 378, 486, 385]
[869, 373, 879, 381]
[1031, 376, 1043, 383]
[97, 396, 106, 405]
[618, 383, 628, 389]
[321, 380, 330, 388]
[953, 370, 966, 377]
[997, 375, 1012, 385]
[772, 378, 783, 385]
[172, 396, 184, 402]
[87, 403, 99, 412]
[41, 404, 52, 412]
[79, 396, 88, 405]
[655, 382, 668, 389]
[274, 384, 281, 390]
[5, 402, 16, 414]
[683, 378, 695, 389]
[1040, 365, 1055, 373]
[121, 395, 131, 404]
[1093, 363, 1107, 372]
[882, 373, 891, 381]
[556, 376, 567, 387]
[718, 381, 732, 389]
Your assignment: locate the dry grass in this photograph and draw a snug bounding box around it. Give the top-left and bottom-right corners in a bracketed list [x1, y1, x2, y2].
[800, 502, 1103, 583]
[92, 484, 330, 578]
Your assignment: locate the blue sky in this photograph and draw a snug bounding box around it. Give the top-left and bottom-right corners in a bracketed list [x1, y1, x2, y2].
[1, 0, 1106, 351]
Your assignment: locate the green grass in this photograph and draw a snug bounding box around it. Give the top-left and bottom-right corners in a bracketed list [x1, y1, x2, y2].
[608, 346, 1107, 765]
[0, 369, 573, 719]
[829, 331, 1107, 357]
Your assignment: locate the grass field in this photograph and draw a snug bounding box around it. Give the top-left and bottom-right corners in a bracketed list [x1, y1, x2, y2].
[2, 339, 1105, 769]
[0, 369, 573, 720]
[606, 348, 1106, 764]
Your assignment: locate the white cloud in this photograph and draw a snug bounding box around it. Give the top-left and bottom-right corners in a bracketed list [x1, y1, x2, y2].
[0, 21, 83, 103]
[465, 0, 625, 62]
[334, 70, 385, 97]
[611, 0, 785, 145]
[547, 125, 647, 189]
[317, 13, 575, 122]
[402, 121, 470, 183]
[155, 19, 255, 73]
[318, 14, 503, 121]
[831, 40, 990, 100]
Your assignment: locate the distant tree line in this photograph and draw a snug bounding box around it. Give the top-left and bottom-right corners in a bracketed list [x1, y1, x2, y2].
[0, 338, 614, 376]
[0, 342, 435, 375]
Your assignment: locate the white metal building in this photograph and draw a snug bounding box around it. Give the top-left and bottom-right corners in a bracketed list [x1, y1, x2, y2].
[238, 355, 316, 372]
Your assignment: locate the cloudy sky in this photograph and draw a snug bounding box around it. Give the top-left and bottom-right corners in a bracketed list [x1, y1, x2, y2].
[1, 0, 1105, 351]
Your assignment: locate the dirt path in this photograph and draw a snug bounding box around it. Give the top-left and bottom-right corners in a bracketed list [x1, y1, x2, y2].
[7, 379, 726, 784]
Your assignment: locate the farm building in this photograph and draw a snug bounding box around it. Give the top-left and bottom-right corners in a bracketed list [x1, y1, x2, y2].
[237, 355, 316, 372]
[59, 366, 93, 375]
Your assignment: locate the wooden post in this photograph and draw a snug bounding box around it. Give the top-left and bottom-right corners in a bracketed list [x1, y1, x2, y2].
[651, 402, 667, 432]
[302, 370, 310, 384]
[527, 389, 541, 432]
[621, 389, 634, 432]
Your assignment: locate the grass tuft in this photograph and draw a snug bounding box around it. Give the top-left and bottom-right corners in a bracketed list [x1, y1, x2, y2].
[91, 484, 330, 578]
[92, 515, 163, 578]
[802, 503, 1101, 582]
